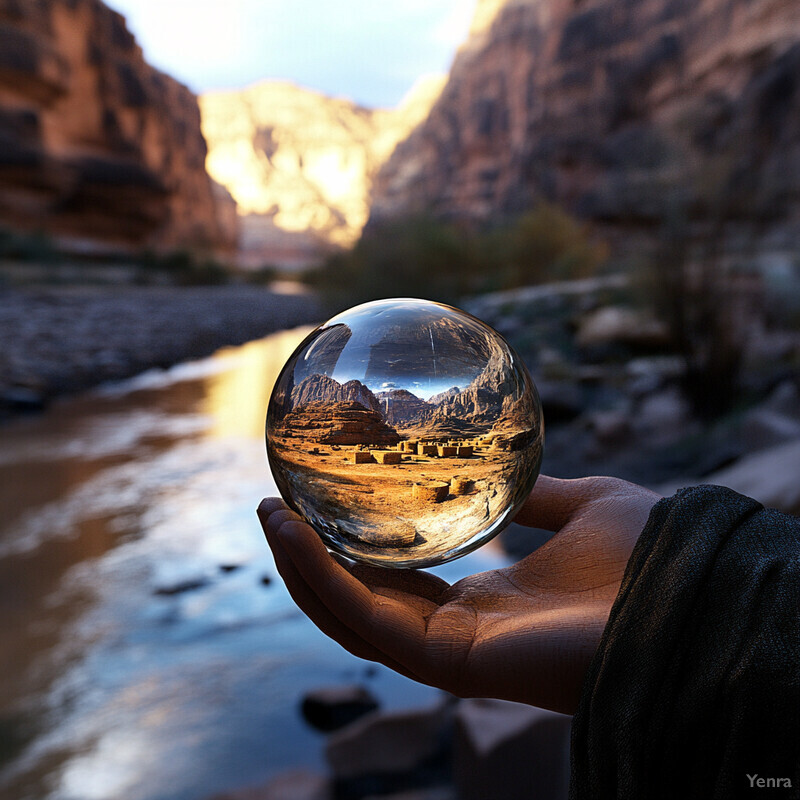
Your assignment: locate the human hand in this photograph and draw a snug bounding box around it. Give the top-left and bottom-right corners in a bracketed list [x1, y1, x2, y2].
[257, 475, 661, 714]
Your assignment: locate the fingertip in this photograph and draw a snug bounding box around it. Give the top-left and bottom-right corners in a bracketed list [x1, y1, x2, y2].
[257, 497, 287, 520]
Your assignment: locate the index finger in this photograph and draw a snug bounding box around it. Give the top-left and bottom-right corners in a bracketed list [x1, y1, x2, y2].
[265, 509, 436, 680]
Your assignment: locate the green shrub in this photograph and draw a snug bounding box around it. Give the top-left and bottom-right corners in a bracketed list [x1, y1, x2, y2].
[490, 203, 608, 288]
[0, 227, 59, 263]
[139, 248, 230, 285]
[310, 205, 607, 311]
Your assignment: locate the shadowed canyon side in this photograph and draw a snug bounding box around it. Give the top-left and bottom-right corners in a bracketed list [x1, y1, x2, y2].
[0, 0, 235, 255]
[371, 0, 800, 260]
[199, 76, 446, 268]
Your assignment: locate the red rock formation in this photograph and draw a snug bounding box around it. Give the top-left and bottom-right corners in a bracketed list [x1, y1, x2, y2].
[375, 388, 431, 425]
[371, 0, 800, 260]
[280, 401, 401, 446]
[0, 0, 235, 255]
[200, 76, 446, 267]
[291, 374, 382, 414]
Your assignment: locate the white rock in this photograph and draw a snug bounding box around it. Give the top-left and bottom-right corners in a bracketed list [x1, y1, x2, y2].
[325, 701, 452, 779]
[762, 380, 800, 420]
[208, 769, 330, 800]
[632, 387, 692, 439]
[741, 408, 800, 453]
[576, 306, 668, 349]
[453, 699, 571, 800]
[657, 438, 800, 514]
[362, 789, 455, 800]
[590, 409, 632, 446]
[702, 439, 800, 514]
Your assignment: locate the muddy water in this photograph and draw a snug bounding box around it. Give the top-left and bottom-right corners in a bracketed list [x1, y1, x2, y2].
[0, 329, 511, 800]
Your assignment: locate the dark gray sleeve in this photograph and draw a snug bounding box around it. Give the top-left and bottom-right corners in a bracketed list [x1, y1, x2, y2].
[569, 485, 800, 800]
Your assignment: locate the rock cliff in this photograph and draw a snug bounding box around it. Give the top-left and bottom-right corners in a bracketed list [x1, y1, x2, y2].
[375, 388, 430, 425]
[279, 400, 401, 447]
[0, 0, 235, 255]
[200, 76, 445, 267]
[371, 0, 800, 260]
[291, 374, 382, 415]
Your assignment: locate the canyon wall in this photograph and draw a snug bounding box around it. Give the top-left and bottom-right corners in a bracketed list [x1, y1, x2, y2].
[200, 77, 445, 268]
[372, 0, 800, 260]
[0, 0, 235, 256]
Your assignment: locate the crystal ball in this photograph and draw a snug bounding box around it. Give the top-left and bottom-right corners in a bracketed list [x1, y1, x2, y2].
[266, 298, 543, 568]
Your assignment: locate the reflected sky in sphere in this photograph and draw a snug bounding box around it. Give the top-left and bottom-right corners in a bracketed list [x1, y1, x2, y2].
[304, 299, 492, 399]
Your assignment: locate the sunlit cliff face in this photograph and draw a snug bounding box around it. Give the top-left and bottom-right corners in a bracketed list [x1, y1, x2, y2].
[199, 76, 445, 249]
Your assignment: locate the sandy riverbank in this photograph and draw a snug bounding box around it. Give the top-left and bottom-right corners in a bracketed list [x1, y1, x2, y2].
[0, 284, 321, 416]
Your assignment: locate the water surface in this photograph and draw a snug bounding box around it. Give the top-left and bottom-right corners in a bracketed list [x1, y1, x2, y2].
[0, 329, 510, 800]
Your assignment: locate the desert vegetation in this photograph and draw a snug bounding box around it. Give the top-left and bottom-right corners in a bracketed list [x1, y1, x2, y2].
[307, 203, 608, 309]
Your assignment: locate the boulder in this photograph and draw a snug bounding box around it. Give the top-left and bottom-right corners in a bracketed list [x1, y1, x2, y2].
[301, 685, 380, 733]
[631, 387, 692, 442]
[740, 407, 800, 453]
[576, 307, 669, 351]
[154, 577, 210, 596]
[361, 790, 456, 800]
[325, 701, 453, 780]
[625, 356, 685, 397]
[589, 409, 632, 448]
[207, 769, 330, 800]
[453, 699, 572, 800]
[536, 380, 584, 422]
[761, 380, 800, 421]
[701, 439, 800, 515]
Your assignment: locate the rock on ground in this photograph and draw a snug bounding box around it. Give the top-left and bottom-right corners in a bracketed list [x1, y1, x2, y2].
[301, 685, 380, 733]
[453, 699, 572, 800]
[0, 285, 320, 414]
[657, 438, 800, 515]
[325, 701, 454, 780]
[207, 769, 330, 800]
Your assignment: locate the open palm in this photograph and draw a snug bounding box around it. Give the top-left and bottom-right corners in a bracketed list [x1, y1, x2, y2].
[258, 475, 660, 715]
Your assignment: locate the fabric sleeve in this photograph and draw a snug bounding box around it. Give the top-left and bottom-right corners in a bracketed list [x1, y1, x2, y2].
[568, 485, 800, 800]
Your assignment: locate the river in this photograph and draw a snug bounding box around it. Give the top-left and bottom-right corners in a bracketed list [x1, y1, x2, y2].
[0, 328, 511, 800]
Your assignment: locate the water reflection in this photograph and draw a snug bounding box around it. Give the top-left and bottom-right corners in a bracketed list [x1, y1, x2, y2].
[0, 327, 511, 800]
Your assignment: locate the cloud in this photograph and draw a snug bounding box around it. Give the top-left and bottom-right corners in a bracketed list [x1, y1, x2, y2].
[106, 0, 474, 107]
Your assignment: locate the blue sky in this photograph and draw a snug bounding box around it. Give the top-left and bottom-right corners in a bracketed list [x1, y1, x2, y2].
[105, 0, 474, 108]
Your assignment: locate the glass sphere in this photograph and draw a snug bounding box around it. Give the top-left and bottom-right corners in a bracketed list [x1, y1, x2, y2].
[266, 298, 543, 568]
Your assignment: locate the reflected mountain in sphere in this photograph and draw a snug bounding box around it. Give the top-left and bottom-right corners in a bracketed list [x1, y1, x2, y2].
[266, 298, 543, 568]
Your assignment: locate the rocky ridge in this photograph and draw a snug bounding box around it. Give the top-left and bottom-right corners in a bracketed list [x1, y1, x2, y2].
[375, 388, 430, 425]
[279, 401, 401, 447]
[371, 0, 800, 262]
[0, 0, 235, 255]
[284, 351, 535, 439]
[199, 76, 445, 266]
[291, 374, 382, 415]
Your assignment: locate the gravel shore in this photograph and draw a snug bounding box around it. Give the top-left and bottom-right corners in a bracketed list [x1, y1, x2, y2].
[0, 284, 321, 415]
